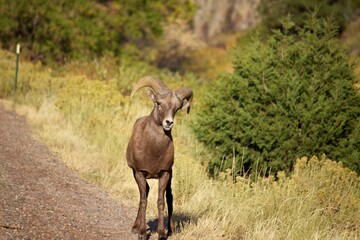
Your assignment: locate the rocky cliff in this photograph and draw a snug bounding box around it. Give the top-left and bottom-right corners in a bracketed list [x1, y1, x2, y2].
[193, 0, 260, 45]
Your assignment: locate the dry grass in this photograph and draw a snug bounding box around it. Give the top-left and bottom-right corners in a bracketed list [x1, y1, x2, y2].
[1, 49, 359, 239]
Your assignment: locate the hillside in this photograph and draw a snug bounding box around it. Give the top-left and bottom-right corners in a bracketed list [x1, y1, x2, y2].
[1, 1, 360, 239]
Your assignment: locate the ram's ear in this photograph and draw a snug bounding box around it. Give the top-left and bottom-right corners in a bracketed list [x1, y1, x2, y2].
[181, 100, 191, 113]
[147, 90, 157, 103]
[176, 88, 193, 114]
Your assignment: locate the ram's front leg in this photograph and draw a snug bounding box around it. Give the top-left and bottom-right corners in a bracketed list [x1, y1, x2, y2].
[157, 171, 171, 240]
[133, 170, 148, 240]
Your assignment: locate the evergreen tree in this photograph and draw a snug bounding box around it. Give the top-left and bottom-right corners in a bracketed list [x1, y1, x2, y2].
[194, 14, 360, 175]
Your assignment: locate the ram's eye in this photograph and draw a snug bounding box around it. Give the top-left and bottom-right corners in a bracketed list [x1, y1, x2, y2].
[156, 102, 162, 109]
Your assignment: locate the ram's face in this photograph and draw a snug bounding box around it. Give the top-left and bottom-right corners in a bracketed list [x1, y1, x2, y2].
[131, 76, 193, 132]
[149, 90, 183, 131]
[157, 91, 183, 131]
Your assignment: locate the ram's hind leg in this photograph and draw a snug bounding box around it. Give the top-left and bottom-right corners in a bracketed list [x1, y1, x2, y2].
[132, 170, 149, 240]
[166, 173, 175, 236]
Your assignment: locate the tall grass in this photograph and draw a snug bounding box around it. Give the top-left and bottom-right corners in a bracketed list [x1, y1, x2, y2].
[1, 49, 359, 239]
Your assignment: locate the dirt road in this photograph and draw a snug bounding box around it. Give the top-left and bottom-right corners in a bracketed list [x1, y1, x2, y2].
[0, 107, 137, 239]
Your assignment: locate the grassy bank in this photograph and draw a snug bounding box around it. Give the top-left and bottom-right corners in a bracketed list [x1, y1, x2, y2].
[1, 49, 359, 239]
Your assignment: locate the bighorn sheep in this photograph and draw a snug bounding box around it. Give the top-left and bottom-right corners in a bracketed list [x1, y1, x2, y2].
[126, 76, 193, 239]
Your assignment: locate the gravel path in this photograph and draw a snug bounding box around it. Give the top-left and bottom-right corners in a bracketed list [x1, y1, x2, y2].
[0, 107, 137, 239]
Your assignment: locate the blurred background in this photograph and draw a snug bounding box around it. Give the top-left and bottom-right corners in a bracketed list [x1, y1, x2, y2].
[1, 0, 359, 78]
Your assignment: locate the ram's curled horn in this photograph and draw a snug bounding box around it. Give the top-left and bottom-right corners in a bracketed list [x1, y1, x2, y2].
[176, 87, 193, 114]
[130, 76, 169, 98]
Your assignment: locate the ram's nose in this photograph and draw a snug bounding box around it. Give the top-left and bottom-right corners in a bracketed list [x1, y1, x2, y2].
[163, 119, 174, 131]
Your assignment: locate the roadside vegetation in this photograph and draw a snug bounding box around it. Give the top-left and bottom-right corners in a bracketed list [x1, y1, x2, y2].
[1, 1, 360, 239]
[1, 44, 359, 239]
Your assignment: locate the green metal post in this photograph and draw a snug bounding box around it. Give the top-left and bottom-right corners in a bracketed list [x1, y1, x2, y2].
[14, 43, 20, 93]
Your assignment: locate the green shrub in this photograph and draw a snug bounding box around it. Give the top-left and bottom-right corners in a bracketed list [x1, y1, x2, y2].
[193, 14, 360, 175]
